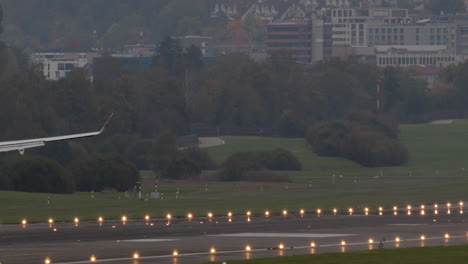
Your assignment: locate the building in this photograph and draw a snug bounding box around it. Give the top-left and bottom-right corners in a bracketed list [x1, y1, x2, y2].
[367, 23, 455, 49]
[375, 45, 458, 67]
[325, 7, 411, 47]
[31, 52, 100, 80]
[266, 19, 323, 63]
[174, 36, 214, 57]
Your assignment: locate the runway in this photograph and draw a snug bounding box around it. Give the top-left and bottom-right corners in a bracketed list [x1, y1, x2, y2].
[1, 210, 468, 264]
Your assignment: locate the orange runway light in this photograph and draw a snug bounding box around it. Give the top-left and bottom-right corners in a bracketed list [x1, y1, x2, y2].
[310, 242, 316, 247]
[282, 210, 288, 216]
[395, 237, 401, 242]
[265, 211, 270, 217]
[173, 250, 179, 256]
[133, 252, 140, 259]
[341, 240, 346, 246]
[90, 255, 96, 262]
[333, 208, 338, 215]
[348, 208, 353, 215]
[368, 238, 374, 244]
[245, 245, 252, 251]
[44, 257, 51, 264]
[21, 219, 27, 225]
[210, 247, 216, 254]
[145, 215, 150, 221]
[278, 243, 285, 250]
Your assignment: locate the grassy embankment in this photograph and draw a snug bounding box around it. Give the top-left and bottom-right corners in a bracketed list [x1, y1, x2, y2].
[200, 245, 468, 264]
[1, 121, 468, 223]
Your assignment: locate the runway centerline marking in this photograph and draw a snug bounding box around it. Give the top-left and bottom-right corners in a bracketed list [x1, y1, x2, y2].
[208, 233, 357, 238]
[118, 239, 178, 243]
[387, 224, 428, 226]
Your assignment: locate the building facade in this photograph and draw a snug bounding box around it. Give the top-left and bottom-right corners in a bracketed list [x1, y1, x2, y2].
[31, 52, 99, 81]
[267, 20, 324, 63]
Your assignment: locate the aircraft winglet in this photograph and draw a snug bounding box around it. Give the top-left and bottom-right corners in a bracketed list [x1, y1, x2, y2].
[100, 113, 114, 133]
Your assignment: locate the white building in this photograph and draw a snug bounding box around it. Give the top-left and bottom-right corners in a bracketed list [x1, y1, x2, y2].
[31, 52, 100, 80]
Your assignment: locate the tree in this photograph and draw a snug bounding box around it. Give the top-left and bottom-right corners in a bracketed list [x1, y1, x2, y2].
[71, 154, 140, 192]
[306, 121, 349, 157]
[150, 131, 178, 177]
[342, 127, 409, 167]
[1, 156, 74, 193]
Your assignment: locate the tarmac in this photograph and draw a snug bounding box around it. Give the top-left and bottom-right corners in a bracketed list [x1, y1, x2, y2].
[1, 207, 468, 264]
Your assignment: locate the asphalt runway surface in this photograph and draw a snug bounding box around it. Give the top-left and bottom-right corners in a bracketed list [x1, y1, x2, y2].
[2, 208, 468, 264]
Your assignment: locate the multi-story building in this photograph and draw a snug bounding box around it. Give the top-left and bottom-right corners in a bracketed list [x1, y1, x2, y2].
[324, 7, 411, 47]
[367, 23, 455, 49]
[266, 18, 323, 63]
[31, 52, 100, 80]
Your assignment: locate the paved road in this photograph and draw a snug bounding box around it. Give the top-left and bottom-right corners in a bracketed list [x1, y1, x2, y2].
[198, 137, 225, 148]
[1, 208, 468, 264]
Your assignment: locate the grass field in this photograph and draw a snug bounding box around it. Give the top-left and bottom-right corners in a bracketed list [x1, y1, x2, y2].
[208, 120, 468, 177]
[200, 245, 468, 264]
[1, 121, 468, 224]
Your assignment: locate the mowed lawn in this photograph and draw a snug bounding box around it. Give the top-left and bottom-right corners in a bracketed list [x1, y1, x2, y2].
[201, 245, 468, 264]
[208, 120, 468, 177]
[1, 121, 468, 224]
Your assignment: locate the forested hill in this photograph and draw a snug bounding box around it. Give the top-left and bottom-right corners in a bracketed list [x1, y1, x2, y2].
[0, 0, 219, 51]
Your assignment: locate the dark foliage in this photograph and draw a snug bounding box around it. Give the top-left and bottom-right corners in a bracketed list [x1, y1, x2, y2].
[165, 152, 201, 180]
[71, 154, 140, 192]
[342, 127, 409, 167]
[218, 149, 301, 181]
[0, 156, 74, 193]
[181, 147, 217, 170]
[306, 121, 350, 157]
[306, 112, 407, 167]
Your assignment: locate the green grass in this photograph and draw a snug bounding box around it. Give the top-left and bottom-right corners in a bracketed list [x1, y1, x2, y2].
[200, 245, 468, 264]
[208, 120, 468, 177]
[2, 121, 468, 224]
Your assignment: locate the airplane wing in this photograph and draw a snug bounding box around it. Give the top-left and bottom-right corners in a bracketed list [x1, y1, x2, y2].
[0, 114, 113, 155]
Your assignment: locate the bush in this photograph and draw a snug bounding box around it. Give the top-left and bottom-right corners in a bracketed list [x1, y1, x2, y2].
[342, 127, 409, 167]
[346, 110, 399, 139]
[217, 149, 301, 181]
[182, 147, 217, 170]
[71, 154, 140, 192]
[164, 152, 201, 180]
[305, 121, 349, 157]
[260, 148, 302, 170]
[0, 156, 74, 193]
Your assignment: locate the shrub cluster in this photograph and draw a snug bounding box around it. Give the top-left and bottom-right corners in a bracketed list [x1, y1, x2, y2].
[0, 154, 140, 194]
[305, 111, 409, 167]
[0, 156, 74, 193]
[217, 148, 301, 181]
[151, 131, 217, 180]
[71, 154, 140, 192]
